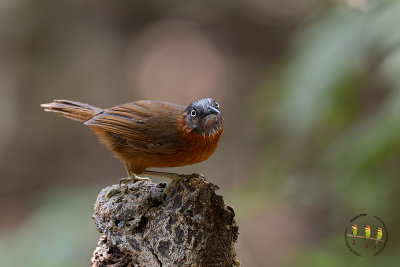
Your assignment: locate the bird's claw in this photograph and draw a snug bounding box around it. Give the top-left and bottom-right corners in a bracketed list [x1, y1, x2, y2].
[119, 176, 151, 187]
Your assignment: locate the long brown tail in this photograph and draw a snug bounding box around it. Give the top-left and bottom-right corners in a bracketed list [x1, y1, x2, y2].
[41, 99, 102, 122]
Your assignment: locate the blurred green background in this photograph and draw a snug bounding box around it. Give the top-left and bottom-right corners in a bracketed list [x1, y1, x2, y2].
[1, 0, 399, 266]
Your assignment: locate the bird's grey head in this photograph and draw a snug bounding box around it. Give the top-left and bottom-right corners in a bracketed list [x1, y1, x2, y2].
[185, 98, 223, 136]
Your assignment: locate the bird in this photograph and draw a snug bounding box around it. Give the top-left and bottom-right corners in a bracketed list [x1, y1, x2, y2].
[351, 224, 358, 246]
[41, 98, 223, 182]
[364, 225, 371, 248]
[375, 227, 382, 248]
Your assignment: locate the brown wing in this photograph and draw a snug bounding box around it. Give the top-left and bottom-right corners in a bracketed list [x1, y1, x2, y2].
[85, 100, 185, 154]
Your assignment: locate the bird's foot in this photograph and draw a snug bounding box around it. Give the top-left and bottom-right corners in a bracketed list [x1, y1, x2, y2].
[119, 175, 151, 187]
[142, 170, 204, 181]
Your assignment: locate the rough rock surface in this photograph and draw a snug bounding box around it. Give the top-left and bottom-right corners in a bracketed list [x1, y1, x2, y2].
[91, 175, 240, 267]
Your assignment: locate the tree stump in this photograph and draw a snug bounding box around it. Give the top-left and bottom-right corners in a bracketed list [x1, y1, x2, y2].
[91, 175, 240, 267]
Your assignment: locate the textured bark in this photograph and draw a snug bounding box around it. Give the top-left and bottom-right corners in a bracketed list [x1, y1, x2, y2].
[91, 175, 240, 267]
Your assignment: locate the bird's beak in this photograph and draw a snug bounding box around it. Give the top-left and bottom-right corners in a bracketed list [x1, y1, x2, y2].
[206, 106, 221, 116]
[203, 106, 221, 127]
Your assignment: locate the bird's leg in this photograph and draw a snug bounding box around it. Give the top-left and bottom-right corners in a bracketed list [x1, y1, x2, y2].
[142, 170, 204, 181]
[119, 163, 151, 186]
[119, 163, 150, 186]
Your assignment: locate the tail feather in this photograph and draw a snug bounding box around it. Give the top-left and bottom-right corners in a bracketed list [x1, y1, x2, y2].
[41, 99, 102, 122]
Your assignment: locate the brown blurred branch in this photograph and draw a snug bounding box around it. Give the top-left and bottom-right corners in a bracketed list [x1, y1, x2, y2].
[346, 234, 384, 242]
[91, 175, 240, 267]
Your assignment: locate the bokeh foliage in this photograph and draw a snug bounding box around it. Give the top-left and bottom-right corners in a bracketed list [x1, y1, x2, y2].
[249, 0, 400, 264]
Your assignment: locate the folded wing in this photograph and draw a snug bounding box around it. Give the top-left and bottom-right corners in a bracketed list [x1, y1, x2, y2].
[85, 100, 185, 154]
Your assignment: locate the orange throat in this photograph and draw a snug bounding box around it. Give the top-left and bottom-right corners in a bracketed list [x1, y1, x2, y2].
[176, 115, 223, 165]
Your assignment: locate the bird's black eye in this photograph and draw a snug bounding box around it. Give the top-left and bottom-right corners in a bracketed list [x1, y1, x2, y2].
[191, 109, 197, 117]
[215, 102, 219, 108]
